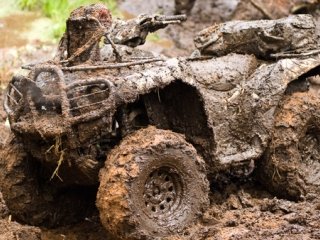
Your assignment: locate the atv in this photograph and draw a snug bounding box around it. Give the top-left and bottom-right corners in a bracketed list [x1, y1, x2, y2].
[1, 4, 320, 239]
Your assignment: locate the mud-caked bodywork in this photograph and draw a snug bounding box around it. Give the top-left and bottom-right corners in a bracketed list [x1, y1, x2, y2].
[2, 8, 320, 239]
[4, 53, 318, 181]
[5, 31, 320, 184]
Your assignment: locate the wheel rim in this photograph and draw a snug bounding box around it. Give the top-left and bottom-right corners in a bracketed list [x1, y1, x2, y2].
[143, 166, 183, 218]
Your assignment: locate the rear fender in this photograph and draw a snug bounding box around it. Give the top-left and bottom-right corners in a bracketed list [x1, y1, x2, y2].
[212, 55, 320, 167]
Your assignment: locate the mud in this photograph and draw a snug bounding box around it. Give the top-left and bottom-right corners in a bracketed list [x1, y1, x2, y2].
[258, 90, 320, 200]
[0, 192, 41, 240]
[22, 179, 320, 239]
[97, 126, 209, 239]
[191, 181, 320, 240]
[194, 15, 318, 58]
[0, 220, 41, 240]
[1, 1, 320, 240]
[121, 0, 320, 55]
[0, 119, 320, 240]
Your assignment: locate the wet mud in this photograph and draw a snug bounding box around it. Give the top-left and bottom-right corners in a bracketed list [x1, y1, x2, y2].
[1, 176, 320, 240]
[0, 119, 320, 240]
[1, 1, 320, 240]
[97, 126, 209, 239]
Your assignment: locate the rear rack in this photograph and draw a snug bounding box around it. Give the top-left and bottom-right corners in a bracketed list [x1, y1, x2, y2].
[21, 57, 164, 71]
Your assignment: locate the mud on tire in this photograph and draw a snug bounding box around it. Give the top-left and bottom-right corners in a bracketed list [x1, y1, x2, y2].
[0, 134, 94, 226]
[96, 126, 209, 239]
[258, 91, 320, 200]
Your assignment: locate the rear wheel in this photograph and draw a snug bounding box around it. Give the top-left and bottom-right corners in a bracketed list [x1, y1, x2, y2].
[258, 91, 320, 200]
[97, 126, 209, 239]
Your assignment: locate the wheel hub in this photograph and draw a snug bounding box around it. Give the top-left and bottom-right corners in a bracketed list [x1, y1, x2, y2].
[143, 167, 182, 217]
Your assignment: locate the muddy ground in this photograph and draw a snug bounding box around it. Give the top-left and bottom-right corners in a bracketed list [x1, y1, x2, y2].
[1, 82, 320, 238]
[0, 158, 319, 240]
[1, 0, 320, 239]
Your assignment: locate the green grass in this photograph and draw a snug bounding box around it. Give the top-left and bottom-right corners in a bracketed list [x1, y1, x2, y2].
[18, 0, 40, 10]
[18, 0, 120, 39]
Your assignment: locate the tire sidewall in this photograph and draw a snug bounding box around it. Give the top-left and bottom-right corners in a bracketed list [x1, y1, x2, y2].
[128, 146, 208, 236]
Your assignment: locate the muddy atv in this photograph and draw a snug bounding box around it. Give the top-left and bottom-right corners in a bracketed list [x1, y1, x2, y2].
[1, 4, 320, 239]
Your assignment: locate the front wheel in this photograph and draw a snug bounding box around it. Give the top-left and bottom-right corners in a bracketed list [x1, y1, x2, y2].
[0, 134, 95, 227]
[96, 126, 209, 239]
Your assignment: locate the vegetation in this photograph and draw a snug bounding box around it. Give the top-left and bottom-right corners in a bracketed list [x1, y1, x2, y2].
[18, 0, 120, 39]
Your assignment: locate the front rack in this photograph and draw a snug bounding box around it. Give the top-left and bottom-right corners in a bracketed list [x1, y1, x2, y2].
[5, 65, 116, 132]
